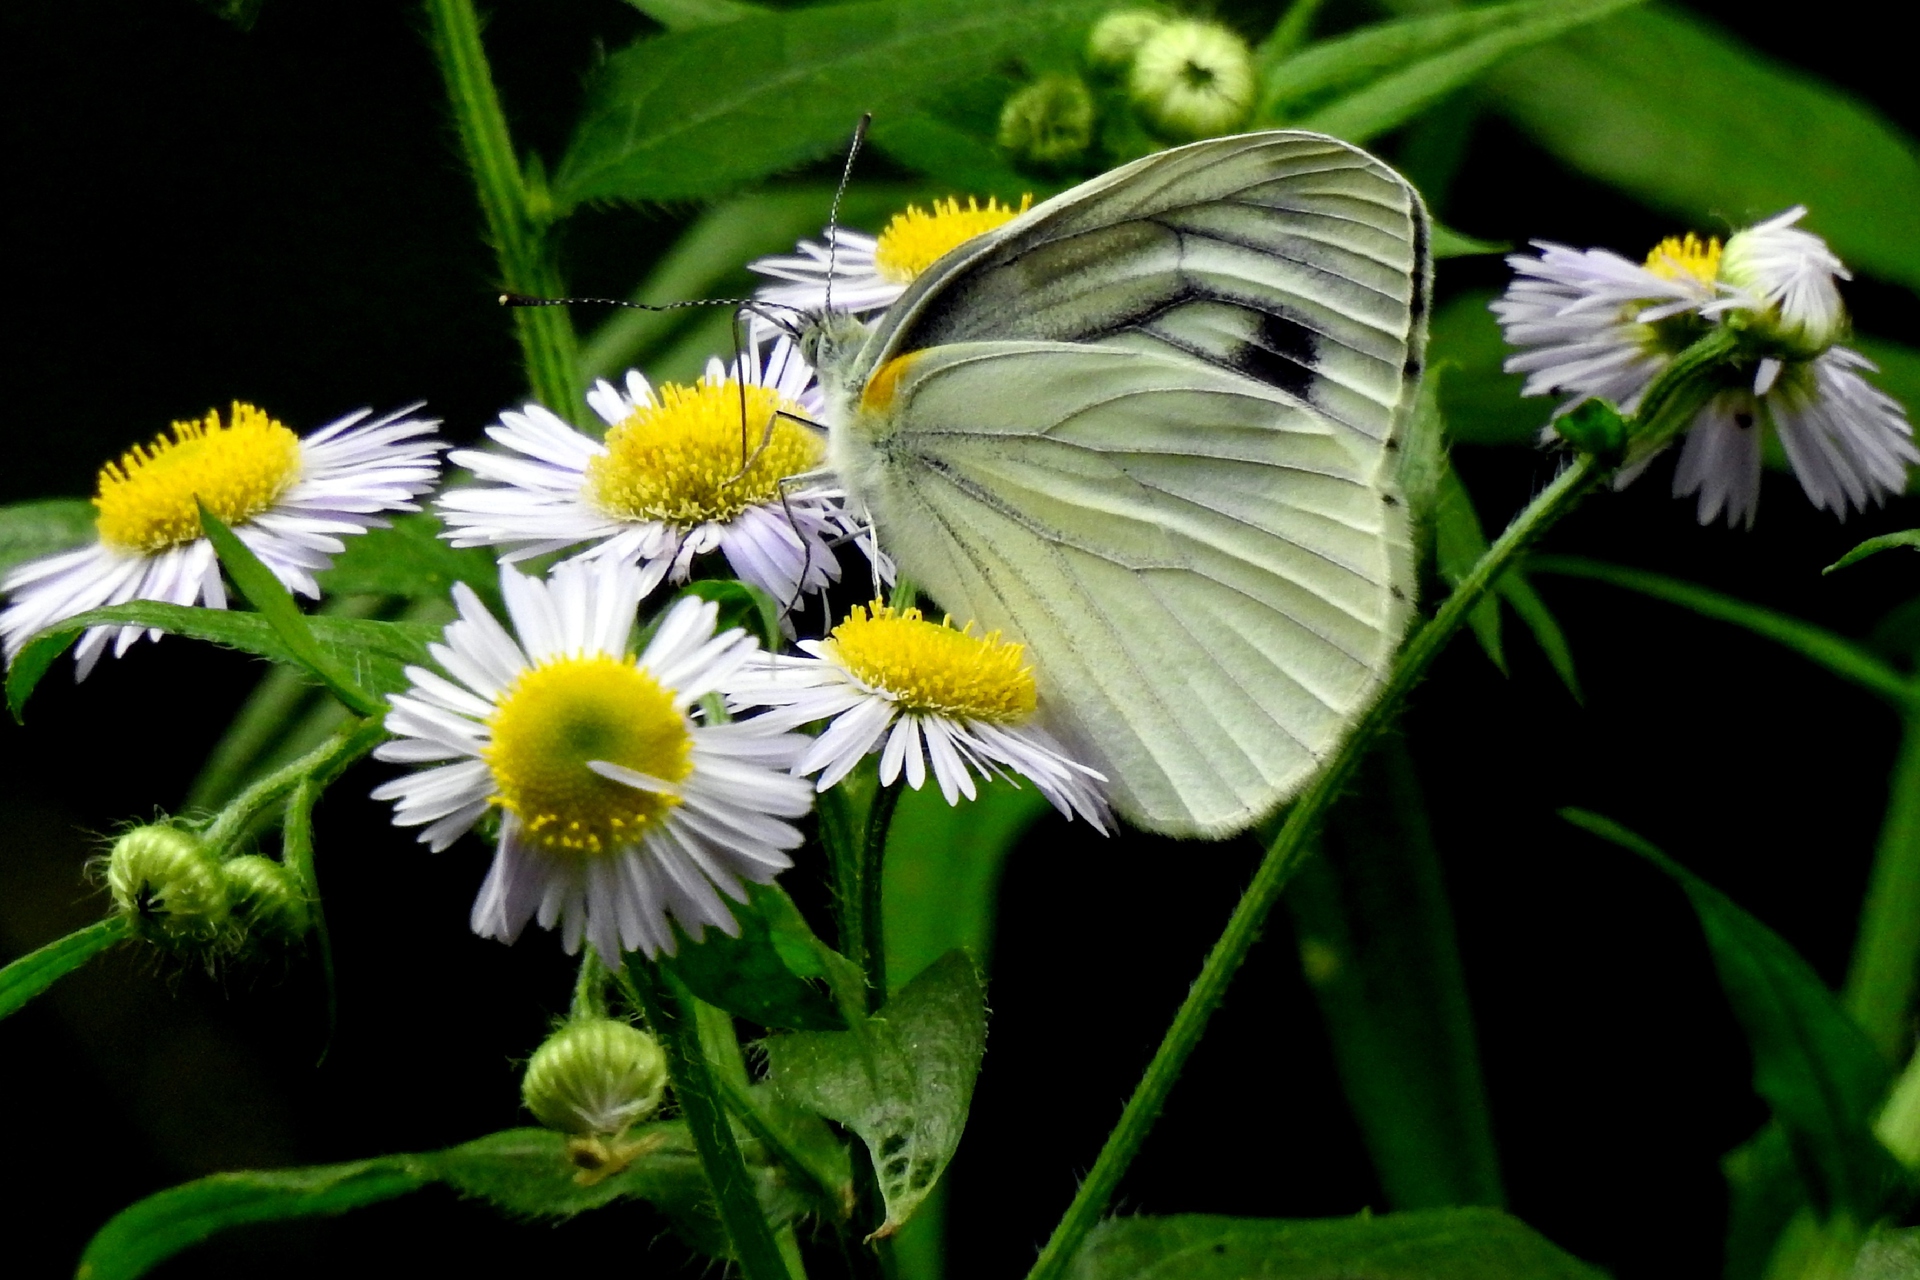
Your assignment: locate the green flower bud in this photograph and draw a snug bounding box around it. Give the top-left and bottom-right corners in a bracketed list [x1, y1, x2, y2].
[222, 854, 312, 943]
[521, 1018, 669, 1138]
[106, 824, 229, 944]
[1127, 19, 1255, 141]
[1087, 9, 1166, 70]
[998, 74, 1097, 170]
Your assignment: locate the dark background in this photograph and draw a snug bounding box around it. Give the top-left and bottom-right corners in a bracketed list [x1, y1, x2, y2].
[2, 0, 1916, 1275]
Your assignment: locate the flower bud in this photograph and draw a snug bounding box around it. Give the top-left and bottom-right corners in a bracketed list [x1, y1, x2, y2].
[1087, 9, 1166, 70]
[998, 75, 1097, 170]
[222, 854, 312, 943]
[106, 824, 229, 944]
[1718, 207, 1850, 355]
[521, 1018, 669, 1138]
[1128, 19, 1255, 141]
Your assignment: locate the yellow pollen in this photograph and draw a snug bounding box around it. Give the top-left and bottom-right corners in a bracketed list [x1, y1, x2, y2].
[1644, 232, 1722, 285]
[826, 602, 1036, 724]
[585, 379, 823, 526]
[484, 654, 693, 855]
[872, 195, 1033, 284]
[94, 402, 303, 553]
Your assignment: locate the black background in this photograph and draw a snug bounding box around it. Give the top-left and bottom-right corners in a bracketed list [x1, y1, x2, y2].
[2, 1, 1917, 1275]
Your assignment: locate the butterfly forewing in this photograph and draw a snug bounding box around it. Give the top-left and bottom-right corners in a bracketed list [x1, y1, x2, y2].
[833, 131, 1428, 836]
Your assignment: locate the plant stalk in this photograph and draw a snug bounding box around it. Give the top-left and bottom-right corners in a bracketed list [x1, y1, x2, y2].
[1023, 451, 1602, 1280]
[201, 716, 386, 858]
[423, 0, 581, 419]
[1844, 707, 1920, 1062]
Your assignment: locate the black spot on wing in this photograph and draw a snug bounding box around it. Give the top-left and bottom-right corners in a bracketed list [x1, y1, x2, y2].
[1229, 310, 1319, 400]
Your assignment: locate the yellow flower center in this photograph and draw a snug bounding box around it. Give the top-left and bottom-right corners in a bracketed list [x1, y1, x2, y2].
[484, 655, 693, 855]
[585, 379, 822, 526]
[1644, 232, 1722, 285]
[825, 602, 1036, 723]
[872, 195, 1032, 284]
[94, 403, 304, 553]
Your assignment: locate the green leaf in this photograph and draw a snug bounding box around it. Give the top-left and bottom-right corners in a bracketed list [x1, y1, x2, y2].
[1430, 223, 1506, 259]
[1284, 0, 1648, 144]
[682, 578, 784, 652]
[1487, 7, 1920, 295]
[1433, 463, 1505, 673]
[554, 0, 1107, 208]
[883, 775, 1050, 992]
[1428, 291, 1542, 448]
[316, 514, 501, 611]
[0, 917, 130, 1021]
[623, 0, 766, 29]
[1827, 531, 1920, 576]
[78, 1124, 805, 1280]
[868, 112, 1056, 206]
[1561, 809, 1908, 1219]
[1496, 571, 1581, 702]
[198, 506, 385, 717]
[665, 883, 847, 1031]
[1397, 362, 1448, 537]
[1290, 742, 1504, 1209]
[1062, 1207, 1607, 1279]
[0, 498, 95, 577]
[7, 601, 438, 723]
[763, 950, 987, 1236]
[1531, 556, 1912, 706]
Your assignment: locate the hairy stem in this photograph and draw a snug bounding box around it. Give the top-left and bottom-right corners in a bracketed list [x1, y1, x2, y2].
[201, 716, 386, 859]
[1845, 708, 1920, 1061]
[423, 0, 581, 420]
[1024, 451, 1602, 1280]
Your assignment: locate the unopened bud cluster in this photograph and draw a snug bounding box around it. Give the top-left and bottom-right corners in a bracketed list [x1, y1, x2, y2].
[996, 9, 1256, 172]
[106, 824, 310, 951]
[521, 1017, 669, 1138]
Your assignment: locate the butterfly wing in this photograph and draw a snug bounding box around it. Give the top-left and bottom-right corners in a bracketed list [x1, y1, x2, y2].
[833, 131, 1428, 836]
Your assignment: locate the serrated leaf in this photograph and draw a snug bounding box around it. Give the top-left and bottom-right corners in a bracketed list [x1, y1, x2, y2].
[1487, 7, 1920, 294]
[1287, 0, 1647, 144]
[763, 950, 986, 1236]
[0, 917, 130, 1021]
[665, 883, 846, 1031]
[316, 514, 501, 611]
[0, 498, 96, 577]
[78, 1123, 804, 1280]
[1063, 1207, 1606, 1279]
[1562, 809, 1908, 1220]
[1826, 531, 1920, 575]
[7, 601, 438, 722]
[554, 0, 1106, 208]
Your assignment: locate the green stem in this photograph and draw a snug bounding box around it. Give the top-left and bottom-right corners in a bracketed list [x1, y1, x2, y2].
[571, 950, 610, 1021]
[1023, 452, 1602, 1280]
[860, 782, 902, 1010]
[713, 1069, 850, 1219]
[422, 0, 581, 420]
[1844, 708, 1920, 1061]
[628, 960, 793, 1280]
[200, 717, 386, 858]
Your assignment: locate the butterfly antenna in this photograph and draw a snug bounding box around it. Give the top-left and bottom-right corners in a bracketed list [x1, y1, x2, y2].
[824, 113, 872, 317]
[501, 293, 753, 312]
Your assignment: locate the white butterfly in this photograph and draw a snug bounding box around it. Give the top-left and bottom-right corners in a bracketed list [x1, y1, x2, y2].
[802, 131, 1430, 838]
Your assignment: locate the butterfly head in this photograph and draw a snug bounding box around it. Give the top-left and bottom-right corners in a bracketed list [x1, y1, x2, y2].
[796, 308, 874, 389]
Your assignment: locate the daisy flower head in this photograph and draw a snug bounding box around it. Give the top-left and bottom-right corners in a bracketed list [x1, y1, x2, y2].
[1494, 211, 1916, 527]
[738, 601, 1111, 832]
[371, 559, 816, 965]
[1, 402, 442, 677]
[748, 195, 1032, 316]
[439, 336, 864, 626]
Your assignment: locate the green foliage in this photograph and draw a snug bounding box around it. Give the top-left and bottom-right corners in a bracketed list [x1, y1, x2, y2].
[1427, 292, 1541, 448]
[1261, 0, 1648, 144]
[316, 514, 501, 611]
[6, 601, 438, 722]
[1487, 7, 1920, 294]
[0, 917, 130, 1022]
[75, 1124, 804, 1280]
[1828, 531, 1920, 576]
[1061, 1207, 1607, 1279]
[555, 0, 1108, 208]
[623, 0, 766, 29]
[681, 578, 785, 652]
[1562, 810, 1909, 1222]
[0, 498, 95, 577]
[665, 883, 847, 1031]
[764, 950, 987, 1236]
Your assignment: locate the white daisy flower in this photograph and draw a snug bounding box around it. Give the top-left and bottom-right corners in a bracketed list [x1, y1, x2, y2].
[0, 402, 442, 677]
[1494, 217, 1917, 526]
[370, 559, 815, 965]
[438, 337, 864, 626]
[735, 601, 1110, 831]
[749, 195, 1032, 316]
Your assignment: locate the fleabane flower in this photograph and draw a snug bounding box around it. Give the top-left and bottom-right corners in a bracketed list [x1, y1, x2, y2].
[438, 338, 859, 625]
[1, 402, 441, 676]
[749, 195, 1032, 315]
[371, 560, 814, 964]
[736, 602, 1110, 831]
[1494, 212, 1916, 527]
